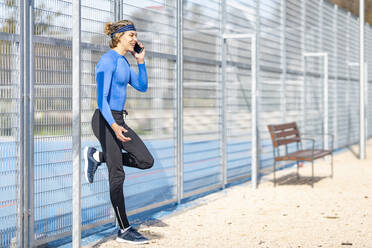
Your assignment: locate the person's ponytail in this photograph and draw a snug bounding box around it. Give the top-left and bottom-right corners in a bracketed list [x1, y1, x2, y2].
[104, 22, 114, 36]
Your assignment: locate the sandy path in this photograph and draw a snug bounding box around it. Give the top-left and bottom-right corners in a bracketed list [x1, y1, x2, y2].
[88, 143, 372, 248]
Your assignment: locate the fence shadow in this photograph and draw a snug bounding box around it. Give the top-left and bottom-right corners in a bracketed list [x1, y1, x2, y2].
[90, 235, 116, 248]
[141, 218, 168, 228]
[346, 146, 360, 158]
[269, 173, 327, 186]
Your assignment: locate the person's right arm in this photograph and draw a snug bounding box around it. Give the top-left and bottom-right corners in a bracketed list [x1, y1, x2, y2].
[96, 56, 116, 126]
[96, 57, 131, 142]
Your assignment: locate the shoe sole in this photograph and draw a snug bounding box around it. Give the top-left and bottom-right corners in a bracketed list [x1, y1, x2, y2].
[83, 147, 90, 184]
[116, 237, 149, 244]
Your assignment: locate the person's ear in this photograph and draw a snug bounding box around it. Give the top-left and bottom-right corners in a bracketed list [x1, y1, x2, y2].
[116, 34, 122, 43]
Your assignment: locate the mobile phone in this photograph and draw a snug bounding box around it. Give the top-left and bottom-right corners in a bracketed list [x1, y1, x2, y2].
[134, 42, 143, 54]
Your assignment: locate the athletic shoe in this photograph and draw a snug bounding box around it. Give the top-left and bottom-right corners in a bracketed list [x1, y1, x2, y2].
[83, 147, 101, 183]
[116, 227, 149, 244]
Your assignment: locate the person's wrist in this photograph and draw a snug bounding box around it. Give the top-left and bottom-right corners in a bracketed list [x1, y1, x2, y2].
[111, 122, 118, 130]
[137, 59, 144, 64]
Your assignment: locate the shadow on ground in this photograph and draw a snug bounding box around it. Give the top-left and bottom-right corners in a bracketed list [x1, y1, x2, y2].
[347, 146, 360, 159]
[90, 219, 167, 247]
[141, 218, 168, 227]
[90, 235, 116, 248]
[269, 173, 328, 186]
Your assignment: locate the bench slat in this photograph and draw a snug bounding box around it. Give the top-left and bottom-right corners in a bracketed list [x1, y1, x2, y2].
[274, 149, 332, 162]
[271, 122, 296, 131]
[277, 138, 300, 146]
[274, 129, 299, 138]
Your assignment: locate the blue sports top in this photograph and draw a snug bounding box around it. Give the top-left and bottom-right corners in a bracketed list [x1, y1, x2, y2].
[95, 49, 148, 126]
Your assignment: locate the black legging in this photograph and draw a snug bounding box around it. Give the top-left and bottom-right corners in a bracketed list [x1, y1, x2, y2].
[91, 109, 154, 229]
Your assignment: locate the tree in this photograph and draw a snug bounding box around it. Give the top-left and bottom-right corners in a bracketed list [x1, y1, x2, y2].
[328, 0, 372, 25]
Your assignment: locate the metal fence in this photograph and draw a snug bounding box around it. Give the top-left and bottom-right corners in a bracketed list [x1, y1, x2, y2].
[0, 0, 371, 247]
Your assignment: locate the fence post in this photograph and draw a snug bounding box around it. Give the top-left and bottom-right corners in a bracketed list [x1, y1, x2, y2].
[29, 0, 35, 244]
[301, 0, 306, 133]
[324, 54, 329, 150]
[319, 0, 325, 148]
[332, 5, 338, 149]
[221, 0, 227, 188]
[114, 0, 118, 22]
[176, 0, 184, 204]
[18, 0, 25, 246]
[22, 0, 34, 246]
[360, 0, 366, 159]
[365, 62, 368, 143]
[346, 12, 351, 146]
[72, 0, 82, 247]
[251, 0, 260, 190]
[280, 0, 286, 123]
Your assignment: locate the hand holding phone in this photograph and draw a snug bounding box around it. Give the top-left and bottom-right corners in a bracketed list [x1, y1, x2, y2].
[132, 41, 145, 64]
[134, 42, 143, 54]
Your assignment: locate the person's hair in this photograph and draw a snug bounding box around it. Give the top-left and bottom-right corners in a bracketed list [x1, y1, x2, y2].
[104, 20, 134, 48]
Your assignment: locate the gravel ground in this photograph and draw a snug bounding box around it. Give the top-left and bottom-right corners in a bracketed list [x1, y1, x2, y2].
[86, 142, 372, 248]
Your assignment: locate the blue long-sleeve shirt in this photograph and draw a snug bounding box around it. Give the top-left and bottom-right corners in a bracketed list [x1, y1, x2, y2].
[95, 49, 148, 126]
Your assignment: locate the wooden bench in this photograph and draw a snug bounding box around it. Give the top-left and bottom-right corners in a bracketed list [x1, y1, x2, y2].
[267, 122, 334, 187]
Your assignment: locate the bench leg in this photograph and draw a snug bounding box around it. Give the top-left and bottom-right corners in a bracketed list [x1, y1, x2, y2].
[331, 153, 334, 178]
[311, 160, 314, 188]
[296, 160, 300, 180]
[273, 160, 276, 187]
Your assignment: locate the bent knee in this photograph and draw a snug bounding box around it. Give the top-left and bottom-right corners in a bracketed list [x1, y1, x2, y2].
[139, 156, 154, 170]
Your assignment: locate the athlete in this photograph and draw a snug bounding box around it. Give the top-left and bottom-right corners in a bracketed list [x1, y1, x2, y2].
[83, 20, 154, 244]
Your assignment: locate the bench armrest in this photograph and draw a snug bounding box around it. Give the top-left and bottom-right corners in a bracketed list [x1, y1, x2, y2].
[301, 133, 334, 151]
